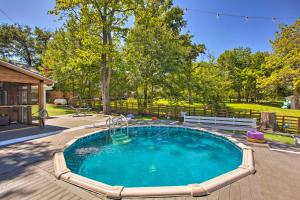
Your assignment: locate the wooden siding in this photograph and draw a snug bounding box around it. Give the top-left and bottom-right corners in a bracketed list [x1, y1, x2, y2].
[0, 60, 54, 85]
[0, 82, 33, 125]
[0, 66, 40, 84]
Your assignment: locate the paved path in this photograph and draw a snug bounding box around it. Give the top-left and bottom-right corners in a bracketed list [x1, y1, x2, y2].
[1, 117, 300, 200]
[0, 115, 107, 142]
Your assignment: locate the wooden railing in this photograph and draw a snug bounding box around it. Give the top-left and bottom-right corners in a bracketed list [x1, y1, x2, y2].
[73, 99, 300, 134]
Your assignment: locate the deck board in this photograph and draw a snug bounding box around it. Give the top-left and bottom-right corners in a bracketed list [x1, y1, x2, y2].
[207, 190, 219, 200]
[239, 177, 252, 200]
[229, 181, 241, 200]
[0, 116, 300, 200]
[218, 185, 230, 200]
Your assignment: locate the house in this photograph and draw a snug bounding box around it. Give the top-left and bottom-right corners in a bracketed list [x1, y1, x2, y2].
[0, 60, 54, 127]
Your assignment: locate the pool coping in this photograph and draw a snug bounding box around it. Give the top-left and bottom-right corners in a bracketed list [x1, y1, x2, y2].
[53, 125, 255, 199]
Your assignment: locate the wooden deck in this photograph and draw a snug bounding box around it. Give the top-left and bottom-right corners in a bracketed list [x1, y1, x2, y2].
[1, 116, 300, 200]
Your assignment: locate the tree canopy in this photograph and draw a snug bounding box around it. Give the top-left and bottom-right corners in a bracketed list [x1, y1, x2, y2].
[260, 20, 300, 108]
[0, 24, 51, 67]
[1, 1, 298, 110]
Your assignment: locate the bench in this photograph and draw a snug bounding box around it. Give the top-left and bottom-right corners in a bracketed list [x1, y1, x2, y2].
[183, 115, 257, 131]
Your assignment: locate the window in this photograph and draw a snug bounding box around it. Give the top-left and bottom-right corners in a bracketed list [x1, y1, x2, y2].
[21, 90, 28, 104]
[19, 85, 28, 104]
[0, 90, 8, 105]
[31, 85, 38, 104]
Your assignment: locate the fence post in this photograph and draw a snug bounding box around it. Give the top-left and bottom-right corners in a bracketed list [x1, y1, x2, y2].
[298, 117, 300, 134]
[282, 116, 285, 131]
[120, 100, 123, 113]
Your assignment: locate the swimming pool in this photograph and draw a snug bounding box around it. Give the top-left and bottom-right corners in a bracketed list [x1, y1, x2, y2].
[54, 125, 255, 198]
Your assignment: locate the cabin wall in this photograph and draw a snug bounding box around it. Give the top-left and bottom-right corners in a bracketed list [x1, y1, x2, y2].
[0, 82, 33, 125]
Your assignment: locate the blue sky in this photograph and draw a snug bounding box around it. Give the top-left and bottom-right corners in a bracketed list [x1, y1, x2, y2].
[0, 0, 299, 57]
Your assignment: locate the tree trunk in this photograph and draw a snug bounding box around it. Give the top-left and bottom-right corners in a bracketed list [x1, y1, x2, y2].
[260, 112, 278, 131]
[237, 91, 241, 102]
[188, 88, 192, 103]
[143, 83, 148, 108]
[72, 77, 75, 97]
[100, 24, 111, 114]
[292, 84, 300, 109]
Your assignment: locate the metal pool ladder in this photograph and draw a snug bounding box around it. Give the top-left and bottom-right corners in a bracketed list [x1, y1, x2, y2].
[106, 115, 131, 144]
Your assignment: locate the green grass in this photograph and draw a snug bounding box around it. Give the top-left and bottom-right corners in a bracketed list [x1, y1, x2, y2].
[264, 133, 295, 145]
[223, 130, 296, 145]
[227, 103, 300, 117]
[32, 104, 76, 117]
[132, 114, 166, 120]
[125, 98, 300, 116]
[155, 100, 300, 116]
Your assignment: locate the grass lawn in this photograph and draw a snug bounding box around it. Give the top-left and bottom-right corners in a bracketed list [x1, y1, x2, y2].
[154, 99, 300, 117]
[225, 130, 296, 145]
[32, 104, 76, 117]
[227, 103, 300, 117]
[264, 133, 295, 145]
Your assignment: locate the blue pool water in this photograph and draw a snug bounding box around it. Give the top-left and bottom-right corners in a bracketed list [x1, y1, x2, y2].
[64, 126, 242, 187]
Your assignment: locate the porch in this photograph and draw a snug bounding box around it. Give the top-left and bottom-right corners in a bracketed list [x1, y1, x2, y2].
[0, 60, 54, 128]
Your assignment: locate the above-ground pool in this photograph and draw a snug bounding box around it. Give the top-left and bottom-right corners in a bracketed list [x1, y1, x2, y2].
[64, 126, 242, 187]
[54, 126, 255, 198]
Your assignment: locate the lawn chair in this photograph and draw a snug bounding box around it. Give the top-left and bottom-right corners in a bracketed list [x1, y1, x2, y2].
[69, 96, 92, 117]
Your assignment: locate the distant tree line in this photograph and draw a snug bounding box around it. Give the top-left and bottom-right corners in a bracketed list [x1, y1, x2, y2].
[0, 0, 299, 110]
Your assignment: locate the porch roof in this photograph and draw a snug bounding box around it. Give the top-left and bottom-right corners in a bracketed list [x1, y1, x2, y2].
[0, 60, 54, 85]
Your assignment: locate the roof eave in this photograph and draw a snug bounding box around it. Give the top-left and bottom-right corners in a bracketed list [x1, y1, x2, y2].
[0, 60, 55, 85]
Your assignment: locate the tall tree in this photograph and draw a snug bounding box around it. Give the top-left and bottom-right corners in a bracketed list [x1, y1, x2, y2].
[247, 51, 269, 102]
[0, 24, 51, 66]
[43, 17, 101, 98]
[193, 61, 230, 108]
[261, 20, 300, 109]
[217, 47, 252, 102]
[124, 0, 204, 106]
[51, 0, 138, 114]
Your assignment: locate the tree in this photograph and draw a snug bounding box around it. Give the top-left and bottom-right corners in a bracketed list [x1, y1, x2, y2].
[124, 0, 205, 107]
[217, 47, 252, 102]
[175, 34, 205, 103]
[192, 61, 230, 108]
[0, 24, 51, 66]
[261, 20, 300, 109]
[42, 17, 101, 99]
[51, 0, 138, 114]
[243, 51, 269, 102]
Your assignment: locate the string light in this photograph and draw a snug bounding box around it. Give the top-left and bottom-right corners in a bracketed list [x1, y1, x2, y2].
[0, 8, 16, 24]
[185, 8, 298, 23]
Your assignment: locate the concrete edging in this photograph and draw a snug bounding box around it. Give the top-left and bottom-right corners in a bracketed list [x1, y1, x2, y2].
[53, 125, 255, 199]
